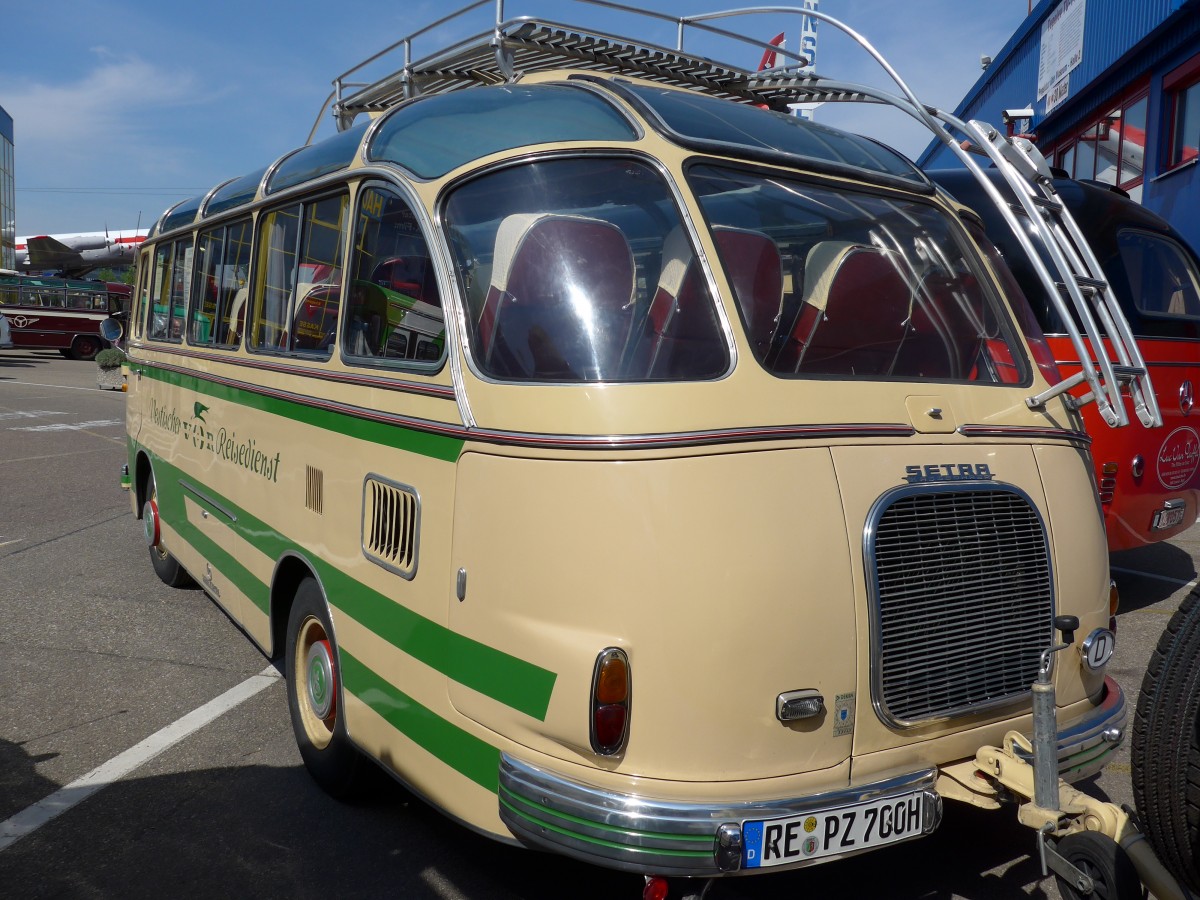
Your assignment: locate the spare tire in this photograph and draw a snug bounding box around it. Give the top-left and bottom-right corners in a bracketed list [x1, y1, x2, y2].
[1132, 586, 1200, 891]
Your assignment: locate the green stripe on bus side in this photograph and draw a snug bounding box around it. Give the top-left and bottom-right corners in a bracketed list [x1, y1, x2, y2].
[145, 452, 556, 721]
[138, 362, 465, 462]
[340, 649, 501, 793]
[317, 563, 556, 721]
[153, 478, 271, 614]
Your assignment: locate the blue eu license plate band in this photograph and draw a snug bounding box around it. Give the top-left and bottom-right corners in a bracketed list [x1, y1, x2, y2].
[742, 790, 926, 868]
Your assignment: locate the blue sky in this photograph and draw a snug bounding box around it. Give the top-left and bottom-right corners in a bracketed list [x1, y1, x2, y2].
[1, 0, 1028, 236]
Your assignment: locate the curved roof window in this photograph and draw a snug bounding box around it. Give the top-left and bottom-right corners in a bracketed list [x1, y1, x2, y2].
[158, 194, 204, 235]
[615, 80, 926, 186]
[268, 122, 370, 194]
[367, 84, 637, 179]
[204, 167, 268, 219]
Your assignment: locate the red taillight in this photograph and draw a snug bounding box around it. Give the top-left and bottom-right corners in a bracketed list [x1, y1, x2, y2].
[591, 648, 630, 756]
[643, 876, 669, 900]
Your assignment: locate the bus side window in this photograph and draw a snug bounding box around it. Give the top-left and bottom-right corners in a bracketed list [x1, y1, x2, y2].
[343, 187, 444, 365]
[189, 218, 251, 348]
[251, 195, 346, 358]
[1118, 229, 1200, 319]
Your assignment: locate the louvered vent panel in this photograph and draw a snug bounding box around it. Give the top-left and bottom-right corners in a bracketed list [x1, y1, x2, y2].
[869, 489, 1053, 725]
[362, 476, 420, 579]
[306, 465, 324, 515]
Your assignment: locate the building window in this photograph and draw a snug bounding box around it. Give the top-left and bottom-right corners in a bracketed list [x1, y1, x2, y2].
[1164, 54, 1200, 172]
[1051, 87, 1148, 201]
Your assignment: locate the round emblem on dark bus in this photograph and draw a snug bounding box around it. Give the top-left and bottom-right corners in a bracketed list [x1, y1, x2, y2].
[1157, 426, 1200, 490]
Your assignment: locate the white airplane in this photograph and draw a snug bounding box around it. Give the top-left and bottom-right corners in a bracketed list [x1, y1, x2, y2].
[14, 228, 148, 277]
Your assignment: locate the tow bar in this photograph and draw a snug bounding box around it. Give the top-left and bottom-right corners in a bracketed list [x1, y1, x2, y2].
[970, 615, 1192, 899]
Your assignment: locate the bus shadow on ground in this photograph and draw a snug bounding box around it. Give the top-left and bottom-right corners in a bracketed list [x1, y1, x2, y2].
[0, 736, 1057, 900]
[1111, 539, 1197, 610]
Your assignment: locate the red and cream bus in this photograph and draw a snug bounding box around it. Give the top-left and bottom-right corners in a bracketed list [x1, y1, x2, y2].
[931, 171, 1200, 551]
[0, 271, 130, 360]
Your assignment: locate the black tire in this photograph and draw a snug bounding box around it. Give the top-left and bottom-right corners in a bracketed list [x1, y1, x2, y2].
[1053, 831, 1142, 900]
[285, 577, 365, 799]
[70, 336, 101, 360]
[144, 472, 193, 588]
[1132, 586, 1200, 891]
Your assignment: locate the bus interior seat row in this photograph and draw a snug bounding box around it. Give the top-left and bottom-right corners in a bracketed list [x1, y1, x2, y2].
[467, 212, 1006, 382]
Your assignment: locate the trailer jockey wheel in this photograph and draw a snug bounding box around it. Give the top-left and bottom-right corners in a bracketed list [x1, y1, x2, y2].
[1053, 832, 1141, 899]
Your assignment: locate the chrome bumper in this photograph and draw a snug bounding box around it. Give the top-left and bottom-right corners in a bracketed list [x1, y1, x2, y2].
[497, 678, 1123, 876]
[1015, 674, 1126, 782]
[498, 756, 941, 877]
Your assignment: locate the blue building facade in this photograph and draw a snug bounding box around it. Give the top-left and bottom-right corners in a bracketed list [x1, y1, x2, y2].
[919, 0, 1200, 250]
[0, 104, 13, 271]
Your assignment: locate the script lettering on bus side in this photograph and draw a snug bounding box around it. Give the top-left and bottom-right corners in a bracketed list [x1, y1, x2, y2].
[147, 400, 282, 483]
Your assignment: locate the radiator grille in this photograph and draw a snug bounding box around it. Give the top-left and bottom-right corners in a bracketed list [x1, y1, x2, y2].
[362, 476, 420, 579]
[869, 488, 1052, 725]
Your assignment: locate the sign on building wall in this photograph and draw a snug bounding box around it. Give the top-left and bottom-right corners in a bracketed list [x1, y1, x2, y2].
[1037, 0, 1087, 104]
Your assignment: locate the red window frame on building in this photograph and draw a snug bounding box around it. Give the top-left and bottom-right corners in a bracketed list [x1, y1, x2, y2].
[1163, 52, 1200, 172]
[1048, 81, 1149, 200]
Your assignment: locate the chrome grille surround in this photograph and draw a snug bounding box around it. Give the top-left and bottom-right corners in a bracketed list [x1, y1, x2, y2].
[865, 484, 1054, 728]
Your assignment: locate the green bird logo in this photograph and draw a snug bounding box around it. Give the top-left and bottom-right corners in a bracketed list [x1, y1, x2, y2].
[193, 402, 210, 423]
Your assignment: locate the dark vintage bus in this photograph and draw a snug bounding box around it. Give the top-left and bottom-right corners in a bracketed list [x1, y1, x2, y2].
[0, 271, 131, 360]
[931, 170, 1200, 552]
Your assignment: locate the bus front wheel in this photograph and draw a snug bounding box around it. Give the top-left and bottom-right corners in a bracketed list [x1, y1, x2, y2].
[70, 336, 101, 360]
[286, 577, 365, 799]
[144, 472, 193, 588]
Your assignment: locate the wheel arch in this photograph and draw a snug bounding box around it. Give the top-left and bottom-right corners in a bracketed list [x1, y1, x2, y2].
[270, 552, 330, 661]
[134, 450, 155, 517]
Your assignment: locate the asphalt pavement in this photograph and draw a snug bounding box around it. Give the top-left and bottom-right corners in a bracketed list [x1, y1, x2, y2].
[0, 349, 1194, 899]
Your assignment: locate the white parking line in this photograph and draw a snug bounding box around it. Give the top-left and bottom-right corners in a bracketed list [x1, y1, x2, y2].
[1110, 565, 1198, 590]
[9, 419, 123, 432]
[2, 381, 121, 393]
[0, 411, 67, 421]
[0, 666, 281, 853]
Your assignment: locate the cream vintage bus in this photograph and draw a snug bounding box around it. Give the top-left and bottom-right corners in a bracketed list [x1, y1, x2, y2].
[107, 3, 1192, 898]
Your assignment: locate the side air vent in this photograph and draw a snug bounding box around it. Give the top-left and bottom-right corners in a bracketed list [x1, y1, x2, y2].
[306, 465, 324, 514]
[362, 475, 420, 579]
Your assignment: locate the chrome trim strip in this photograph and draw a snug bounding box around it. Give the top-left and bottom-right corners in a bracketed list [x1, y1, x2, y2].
[957, 425, 1092, 445]
[127, 348, 457, 400]
[178, 478, 238, 523]
[498, 754, 939, 876]
[125, 356, 919, 451]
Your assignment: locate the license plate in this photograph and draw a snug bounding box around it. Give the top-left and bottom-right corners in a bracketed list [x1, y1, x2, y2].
[742, 791, 927, 868]
[1152, 501, 1187, 532]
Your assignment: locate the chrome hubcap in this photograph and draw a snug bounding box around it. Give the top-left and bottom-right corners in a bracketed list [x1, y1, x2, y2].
[305, 640, 335, 720]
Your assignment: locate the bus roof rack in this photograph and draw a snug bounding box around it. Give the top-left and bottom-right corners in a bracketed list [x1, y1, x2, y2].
[313, 0, 1160, 431]
[313, 0, 886, 137]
